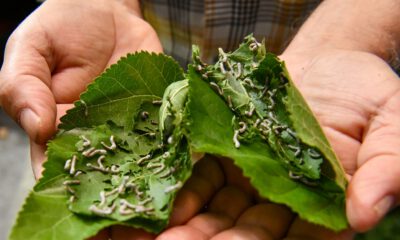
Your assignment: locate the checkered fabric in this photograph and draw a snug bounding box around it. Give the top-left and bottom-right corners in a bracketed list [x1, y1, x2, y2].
[140, 0, 322, 67]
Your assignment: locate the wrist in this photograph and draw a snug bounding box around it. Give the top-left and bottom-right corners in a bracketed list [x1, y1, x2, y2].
[114, 0, 142, 17]
[283, 0, 400, 68]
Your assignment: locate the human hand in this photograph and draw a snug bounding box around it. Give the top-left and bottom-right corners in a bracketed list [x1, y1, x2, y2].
[281, 49, 400, 232]
[0, 0, 162, 177]
[95, 155, 354, 240]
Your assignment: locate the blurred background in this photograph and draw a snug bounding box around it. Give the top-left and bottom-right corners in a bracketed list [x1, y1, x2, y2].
[0, 1, 398, 239]
[0, 1, 40, 239]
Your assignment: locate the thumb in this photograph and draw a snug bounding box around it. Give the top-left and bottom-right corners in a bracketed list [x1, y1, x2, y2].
[346, 90, 400, 232]
[0, 27, 57, 143]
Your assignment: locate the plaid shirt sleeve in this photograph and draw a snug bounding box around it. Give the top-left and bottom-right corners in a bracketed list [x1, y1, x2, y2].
[140, 0, 322, 67]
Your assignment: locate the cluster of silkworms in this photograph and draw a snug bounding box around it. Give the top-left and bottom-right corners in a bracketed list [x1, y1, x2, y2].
[63, 129, 183, 217]
[194, 37, 323, 184]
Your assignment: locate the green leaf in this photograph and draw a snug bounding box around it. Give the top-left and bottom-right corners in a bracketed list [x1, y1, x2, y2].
[59, 52, 184, 131]
[9, 188, 116, 240]
[185, 36, 348, 231]
[10, 52, 191, 239]
[283, 65, 347, 188]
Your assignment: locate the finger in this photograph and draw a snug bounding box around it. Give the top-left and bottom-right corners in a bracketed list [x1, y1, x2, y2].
[286, 217, 354, 240]
[217, 157, 256, 196]
[236, 203, 294, 239]
[159, 212, 234, 240]
[187, 212, 234, 237]
[347, 91, 400, 231]
[208, 186, 253, 220]
[0, 20, 56, 143]
[111, 225, 155, 240]
[55, 103, 74, 126]
[107, 14, 163, 66]
[210, 225, 274, 240]
[156, 225, 208, 240]
[87, 228, 110, 240]
[30, 140, 46, 179]
[169, 156, 224, 226]
[29, 103, 74, 179]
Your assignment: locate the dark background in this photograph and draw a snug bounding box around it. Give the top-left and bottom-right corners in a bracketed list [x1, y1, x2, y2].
[0, 0, 41, 66]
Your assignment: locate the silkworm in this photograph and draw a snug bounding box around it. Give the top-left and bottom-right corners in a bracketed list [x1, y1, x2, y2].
[110, 165, 120, 174]
[158, 167, 173, 178]
[308, 149, 321, 158]
[140, 111, 149, 120]
[227, 95, 233, 108]
[135, 186, 144, 197]
[249, 42, 258, 51]
[262, 119, 272, 127]
[289, 171, 302, 180]
[99, 191, 107, 207]
[147, 162, 165, 174]
[63, 180, 81, 185]
[117, 176, 129, 194]
[89, 204, 115, 216]
[238, 122, 247, 133]
[135, 205, 154, 213]
[87, 149, 107, 157]
[253, 119, 261, 128]
[219, 62, 226, 74]
[243, 78, 255, 88]
[74, 170, 83, 177]
[269, 96, 275, 108]
[119, 204, 134, 215]
[64, 159, 71, 170]
[164, 181, 183, 193]
[162, 151, 171, 159]
[66, 186, 76, 195]
[245, 105, 255, 117]
[120, 199, 135, 209]
[80, 135, 91, 147]
[301, 178, 319, 187]
[69, 195, 76, 203]
[80, 100, 88, 116]
[137, 154, 151, 165]
[97, 155, 105, 169]
[235, 63, 242, 78]
[209, 82, 224, 95]
[86, 163, 111, 173]
[268, 112, 279, 123]
[286, 128, 297, 138]
[138, 197, 153, 206]
[167, 136, 174, 144]
[69, 155, 77, 175]
[288, 144, 301, 157]
[218, 48, 228, 62]
[105, 187, 119, 197]
[233, 130, 241, 148]
[82, 147, 95, 157]
[101, 135, 116, 151]
[152, 100, 162, 105]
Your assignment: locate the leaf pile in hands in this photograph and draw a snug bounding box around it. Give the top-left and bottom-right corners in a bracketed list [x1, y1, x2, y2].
[185, 35, 348, 231]
[10, 53, 192, 240]
[10, 36, 348, 240]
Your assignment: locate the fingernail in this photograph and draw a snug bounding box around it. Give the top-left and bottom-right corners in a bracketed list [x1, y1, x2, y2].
[374, 195, 395, 219]
[20, 108, 41, 140]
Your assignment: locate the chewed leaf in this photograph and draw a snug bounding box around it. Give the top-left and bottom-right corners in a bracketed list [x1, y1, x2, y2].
[59, 52, 184, 131]
[186, 35, 348, 231]
[10, 52, 190, 239]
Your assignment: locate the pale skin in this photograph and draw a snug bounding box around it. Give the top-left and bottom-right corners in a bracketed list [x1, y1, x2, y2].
[0, 0, 399, 239]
